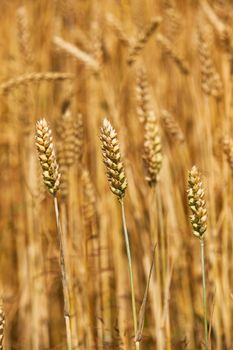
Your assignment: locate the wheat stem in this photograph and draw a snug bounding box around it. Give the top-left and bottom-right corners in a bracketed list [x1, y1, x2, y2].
[201, 238, 208, 349]
[119, 199, 139, 349]
[54, 196, 73, 350]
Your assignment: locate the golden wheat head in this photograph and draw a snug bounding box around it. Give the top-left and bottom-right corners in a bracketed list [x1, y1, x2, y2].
[100, 119, 127, 199]
[187, 166, 207, 239]
[35, 118, 61, 195]
[143, 112, 163, 186]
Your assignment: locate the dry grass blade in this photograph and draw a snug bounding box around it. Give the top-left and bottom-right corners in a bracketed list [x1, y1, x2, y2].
[135, 244, 156, 343]
[222, 136, 233, 174]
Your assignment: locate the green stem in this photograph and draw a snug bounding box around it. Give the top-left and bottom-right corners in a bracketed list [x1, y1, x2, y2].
[200, 238, 208, 349]
[54, 196, 73, 350]
[120, 199, 139, 349]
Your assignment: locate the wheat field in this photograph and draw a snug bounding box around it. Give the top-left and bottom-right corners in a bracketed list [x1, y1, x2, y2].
[0, 0, 233, 349]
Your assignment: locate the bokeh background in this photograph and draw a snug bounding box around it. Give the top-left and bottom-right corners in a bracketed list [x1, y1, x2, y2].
[0, 0, 233, 349]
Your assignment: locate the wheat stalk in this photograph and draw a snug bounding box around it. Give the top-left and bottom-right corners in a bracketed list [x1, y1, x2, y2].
[100, 119, 140, 349]
[35, 118, 73, 350]
[187, 165, 208, 348]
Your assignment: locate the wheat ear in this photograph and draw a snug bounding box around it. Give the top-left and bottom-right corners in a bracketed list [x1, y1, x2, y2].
[156, 33, 190, 74]
[143, 112, 163, 186]
[56, 109, 84, 198]
[16, 6, 33, 66]
[128, 17, 162, 65]
[161, 109, 185, 144]
[53, 36, 100, 72]
[187, 166, 208, 348]
[106, 13, 131, 46]
[197, 23, 223, 98]
[135, 67, 153, 124]
[100, 119, 140, 349]
[35, 119, 73, 350]
[0, 72, 73, 95]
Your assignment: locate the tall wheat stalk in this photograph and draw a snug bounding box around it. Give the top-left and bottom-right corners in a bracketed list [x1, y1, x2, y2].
[188, 166, 208, 348]
[100, 118, 140, 349]
[35, 118, 73, 350]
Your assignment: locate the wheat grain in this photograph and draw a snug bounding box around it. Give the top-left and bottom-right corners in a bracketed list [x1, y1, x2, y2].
[35, 119, 61, 195]
[187, 166, 207, 239]
[100, 118, 127, 199]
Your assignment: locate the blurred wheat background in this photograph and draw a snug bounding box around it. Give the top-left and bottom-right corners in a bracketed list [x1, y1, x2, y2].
[0, 0, 233, 349]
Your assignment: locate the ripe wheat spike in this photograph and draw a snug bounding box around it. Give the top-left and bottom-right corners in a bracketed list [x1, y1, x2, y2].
[35, 119, 61, 195]
[100, 119, 127, 199]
